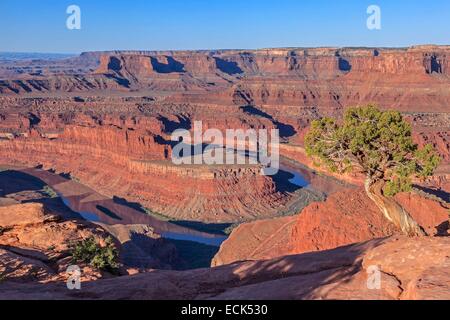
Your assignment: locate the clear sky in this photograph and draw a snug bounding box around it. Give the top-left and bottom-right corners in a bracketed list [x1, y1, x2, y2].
[0, 0, 449, 53]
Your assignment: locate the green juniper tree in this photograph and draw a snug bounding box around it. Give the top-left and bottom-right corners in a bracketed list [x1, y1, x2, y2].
[305, 105, 440, 236]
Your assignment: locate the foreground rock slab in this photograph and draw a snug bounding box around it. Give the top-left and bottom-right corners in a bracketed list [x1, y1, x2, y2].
[0, 236, 448, 300]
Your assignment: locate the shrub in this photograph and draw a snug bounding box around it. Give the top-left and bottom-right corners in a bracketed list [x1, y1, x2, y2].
[0, 226, 10, 236]
[42, 185, 58, 198]
[224, 223, 240, 235]
[70, 236, 119, 272]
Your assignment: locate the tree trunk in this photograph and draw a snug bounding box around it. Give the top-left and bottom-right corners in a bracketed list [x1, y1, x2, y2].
[364, 178, 426, 237]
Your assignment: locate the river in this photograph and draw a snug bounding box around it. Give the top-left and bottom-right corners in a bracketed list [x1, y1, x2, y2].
[11, 162, 345, 247]
[17, 167, 228, 247]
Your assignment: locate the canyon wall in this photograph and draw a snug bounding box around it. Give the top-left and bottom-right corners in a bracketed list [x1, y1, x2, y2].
[1, 46, 450, 115]
[0, 46, 448, 223]
[0, 112, 290, 223]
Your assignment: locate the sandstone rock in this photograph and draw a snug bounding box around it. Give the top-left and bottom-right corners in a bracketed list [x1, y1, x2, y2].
[213, 189, 449, 266]
[0, 203, 58, 227]
[99, 224, 178, 270]
[211, 215, 296, 267]
[362, 237, 450, 300]
[0, 202, 118, 284]
[0, 202, 107, 257]
[0, 248, 55, 283]
[290, 189, 448, 255]
[0, 236, 448, 300]
[395, 192, 449, 236]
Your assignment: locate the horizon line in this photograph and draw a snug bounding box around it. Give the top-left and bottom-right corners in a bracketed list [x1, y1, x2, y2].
[2, 43, 450, 56]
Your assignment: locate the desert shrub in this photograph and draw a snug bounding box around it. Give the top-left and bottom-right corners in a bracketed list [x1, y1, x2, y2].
[142, 207, 171, 221]
[0, 226, 10, 236]
[70, 236, 119, 272]
[42, 185, 58, 198]
[224, 223, 240, 235]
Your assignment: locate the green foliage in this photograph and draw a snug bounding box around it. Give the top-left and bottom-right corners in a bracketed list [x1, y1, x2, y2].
[142, 207, 171, 221]
[42, 185, 58, 198]
[70, 236, 119, 272]
[305, 105, 440, 196]
[0, 226, 10, 236]
[224, 223, 240, 235]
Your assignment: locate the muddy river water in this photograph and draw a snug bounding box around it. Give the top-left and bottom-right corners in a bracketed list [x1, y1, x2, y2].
[4, 162, 348, 247]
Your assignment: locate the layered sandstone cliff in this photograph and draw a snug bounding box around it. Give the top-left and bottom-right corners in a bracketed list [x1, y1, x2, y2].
[0, 46, 448, 222]
[2, 47, 450, 113]
[0, 112, 293, 222]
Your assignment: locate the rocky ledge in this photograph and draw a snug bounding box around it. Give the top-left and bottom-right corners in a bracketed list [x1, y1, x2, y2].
[0, 236, 448, 300]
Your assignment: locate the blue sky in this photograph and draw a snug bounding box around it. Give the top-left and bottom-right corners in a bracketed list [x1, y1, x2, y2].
[0, 0, 449, 53]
